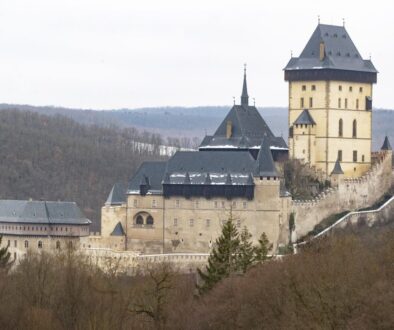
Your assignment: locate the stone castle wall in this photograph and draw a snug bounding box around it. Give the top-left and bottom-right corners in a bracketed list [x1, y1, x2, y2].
[292, 150, 393, 239]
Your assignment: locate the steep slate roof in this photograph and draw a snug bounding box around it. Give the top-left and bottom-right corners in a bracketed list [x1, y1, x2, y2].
[128, 161, 167, 194]
[111, 222, 125, 236]
[381, 136, 392, 150]
[331, 159, 344, 175]
[106, 183, 127, 205]
[0, 200, 91, 225]
[254, 138, 278, 177]
[284, 24, 377, 73]
[294, 109, 316, 125]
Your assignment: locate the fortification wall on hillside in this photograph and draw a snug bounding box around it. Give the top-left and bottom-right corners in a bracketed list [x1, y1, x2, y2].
[292, 150, 393, 239]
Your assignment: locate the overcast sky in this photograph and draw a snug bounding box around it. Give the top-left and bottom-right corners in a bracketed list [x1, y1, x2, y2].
[0, 0, 393, 110]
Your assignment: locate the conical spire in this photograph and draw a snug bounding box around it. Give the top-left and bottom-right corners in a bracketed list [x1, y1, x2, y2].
[241, 64, 249, 106]
[184, 172, 191, 184]
[331, 159, 344, 175]
[381, 136, 392, 150]
[254, 138, 278, 177]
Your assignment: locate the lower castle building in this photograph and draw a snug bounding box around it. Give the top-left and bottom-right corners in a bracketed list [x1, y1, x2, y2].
[100, 71, 292, 254]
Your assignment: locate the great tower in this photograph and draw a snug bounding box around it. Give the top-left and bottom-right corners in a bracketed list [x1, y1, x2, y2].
[284, 23, 377, 178]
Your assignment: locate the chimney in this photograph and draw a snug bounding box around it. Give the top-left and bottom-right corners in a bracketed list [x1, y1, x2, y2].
[319, 42, 325, 61]
[226, 120, 232, 139]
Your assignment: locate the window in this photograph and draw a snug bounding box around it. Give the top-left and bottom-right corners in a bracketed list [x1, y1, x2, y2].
[206, 219, 211, 227]
[338, 119, 343, 137]
[214, 201, 218, 208]
[359, 87, 363, 93]
[302, 85, 306, 91]
[189, 219, 194, 227]
[146, 215, 154, 226]
[309, 97, 313, 108]
[133, 199, 138, 207]
[356, 99, 359, 110]
[24, 240, 28, 248]
[221, 201, 225, 209]
[349, 86, 353, 92]
[338, 150, 343, 162]
[152, 200, 157, 208]
[345, 98, 348, 109]
[38, 241, 43, 249]
[56, 241, 60, 249]
[173, 218, 178, 227]
[14, 240, 17, 248]
[243, 202, 247, 209]
[300, 97, 304, 108]
[311, 85, 316, 91]
[339, 85, 342, 91]
[175, 200, 180, 208]
[338, 98, 341, 108]
[195, 201, 199, 209]
[353, 150, 358, 162]
[362, 155, 365, 162]
[136, 215, 143, 225]
[352, 120, 357, 138]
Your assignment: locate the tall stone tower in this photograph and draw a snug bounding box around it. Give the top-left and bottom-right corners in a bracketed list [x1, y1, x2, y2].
[284, 23, 377, 178]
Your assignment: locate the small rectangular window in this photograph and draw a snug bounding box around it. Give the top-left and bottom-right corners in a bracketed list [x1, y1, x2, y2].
[356, 99, 359, 109]
[339, 85, 342, 91]
[353, 150, 358, 162]
[221, 201, 225, 209]
[175, 200, 180, 208]
[243, 201, 247, 209]
[206, 219, 210, 227]
[338, 98, 341, 108]
[311, 85, 316, 91]
[14, 240, 17, 248]
[152, 200, 157, 208]
[214, 201, 218, 208]
[359, 87, 363, 92]
[195, 201, 199, 209]
[300, 97, 304, 108]
[309, 97, 313, 108]
[133, 199, 138, 207]
[349, 86, 353, 92]
[338, 150, 342, 162]
[345, 98, 348, 109]
[302, 85, 306, 91]
[173, 218, 178, 227]
[189, 219, 194, 227]
[362, 155, 365, 162]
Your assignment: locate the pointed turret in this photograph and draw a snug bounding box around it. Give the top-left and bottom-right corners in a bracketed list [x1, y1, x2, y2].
[204, 172, 211, 184]
[241, 65, 249, 106]
[331, 159, 344, 175]
[184, 172, 191, 184]
[254, 138, 278, 177]
[162, 172, 171, 184]
[381, 136, 392, 151]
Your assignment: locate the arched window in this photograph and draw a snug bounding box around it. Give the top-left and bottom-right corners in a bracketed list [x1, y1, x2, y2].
[24, 240, 29, 248]
[136, 215, 144, 225]
[146, 215, 154, 226]
[352, 120, 357, 138]
[56, 241, 60, 249]
[338, 119, 343, 137]
[38, 241, 43, 249]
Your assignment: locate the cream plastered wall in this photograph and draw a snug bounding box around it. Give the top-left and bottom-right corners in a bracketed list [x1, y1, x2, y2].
[291, 124, 316, 164]
[289, 80, 373, 177]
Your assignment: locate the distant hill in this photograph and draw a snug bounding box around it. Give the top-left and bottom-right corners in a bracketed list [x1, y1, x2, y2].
[0, 104, 391, 150]
[0, 110, 165, 232]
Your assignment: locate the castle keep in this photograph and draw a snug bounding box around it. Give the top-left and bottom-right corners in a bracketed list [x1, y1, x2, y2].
[284, 24, 377, 178]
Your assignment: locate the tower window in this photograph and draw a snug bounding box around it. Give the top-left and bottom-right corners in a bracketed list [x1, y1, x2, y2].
[338, 150, 342, 162]
[345, 98, 348, 109]
[338, 119, 343, 137]
[349, 86, 353, 92]
[302, 85, 306, 91]
[353, 150, 358, 162]
[359, 87, 363, 93]
[146, 215, 154, 225]
[152, 200, 157, 208]
[189, 219, 194, 227]
[339, 85, 342, 91]
[309, 97, 313, 108]
[206, 219, 210, 227]
[311, 85, 316, 91]
[300, 97, 304, 108]
[352, 120, 357, 138]
[338, 98, 341, 108]
[356, 99, 359, 110]
[362, 155, 365, 162]
[173, 218, 178, 227]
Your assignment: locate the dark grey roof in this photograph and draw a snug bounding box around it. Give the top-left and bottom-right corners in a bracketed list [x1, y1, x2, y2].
[294, 109, 316, 125]
[0, 200, 91, 225]
[105, 183, 127, 205]
[128, 161, 167, 194]
[254, 138, 279, 177]
[381, 136, 392, 150]
[331, 159, 344, 175]
[284, 24, 377, 73]
[111, 222, 125, 236]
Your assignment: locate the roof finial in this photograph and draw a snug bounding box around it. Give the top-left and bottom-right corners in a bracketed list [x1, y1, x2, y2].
[233, 96, 235, 105]
[290, 49, 293, 57]
[318, 15, 320, 24]
[241, 64, 249, 106]
[342, 18, 345, 27]
[253, 97, 256, 106]
[369, 53, 372, 60]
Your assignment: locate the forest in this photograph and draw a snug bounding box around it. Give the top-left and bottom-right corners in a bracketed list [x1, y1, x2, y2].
[0, 110, 166, 232]
[0, 214, 393, 329]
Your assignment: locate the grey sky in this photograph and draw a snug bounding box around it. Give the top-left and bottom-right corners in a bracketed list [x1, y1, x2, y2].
[0, 0, 393, 109]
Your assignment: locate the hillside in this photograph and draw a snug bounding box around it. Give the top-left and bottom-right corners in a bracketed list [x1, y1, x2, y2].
[0, 110, 166, 232]
[0, 104, 392, 150]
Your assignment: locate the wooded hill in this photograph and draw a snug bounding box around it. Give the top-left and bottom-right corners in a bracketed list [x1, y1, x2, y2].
[0, 110, 166, 232]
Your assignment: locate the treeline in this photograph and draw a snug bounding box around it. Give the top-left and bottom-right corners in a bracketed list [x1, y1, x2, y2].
[0, 110, 166, 231]
[0, 218, 393, 329]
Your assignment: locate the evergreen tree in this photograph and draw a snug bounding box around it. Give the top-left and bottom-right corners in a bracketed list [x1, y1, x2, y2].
[197, 217, 240, 293]
[0, 236, 12, 271]
[254, 232, 272, 262]
[237, 226, 254, 273]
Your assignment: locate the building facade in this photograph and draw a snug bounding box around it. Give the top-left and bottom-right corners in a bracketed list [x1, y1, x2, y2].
[100, 72, 292, 254]
[284, 23, 377, 178]
[0, 200, 91, 262]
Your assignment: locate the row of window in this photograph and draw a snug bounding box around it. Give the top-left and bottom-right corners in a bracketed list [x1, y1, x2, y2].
[134, 199, 249, 209]
[135, 215, 154, 225]
[337, 150, 364, 162]
[0, 225, 87, 232]
[7, 239, 72, 249]
[301, 84, 363, 93]
[300, 97, 362, 110]
[173, 218, 242, 228]
[338, 119, 357, 137]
